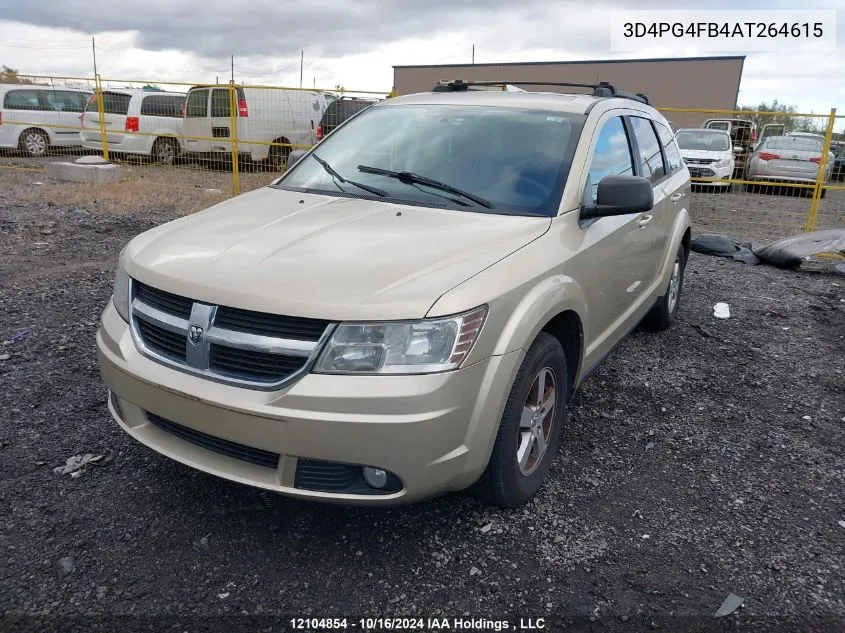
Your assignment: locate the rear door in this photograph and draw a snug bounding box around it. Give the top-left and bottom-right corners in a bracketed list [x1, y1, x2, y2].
[139, 94, 185, 153]
[628, 115, 672, 296]
[82, 91, 131, 145]
[182, 88, 212, 154]
[210, 87, 234, 154]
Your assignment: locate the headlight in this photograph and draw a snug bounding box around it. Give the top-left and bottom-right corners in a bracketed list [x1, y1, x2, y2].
[314, 305, 487, 375]
[112, 265, 131, 322]
[713, 157, 732, 169]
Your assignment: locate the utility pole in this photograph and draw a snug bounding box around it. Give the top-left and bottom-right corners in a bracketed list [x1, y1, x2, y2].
[92, 37, 98, 77]
[300, 50, 304, 89]
[231, 55, 234, 82]
[472, 45, 475, 64]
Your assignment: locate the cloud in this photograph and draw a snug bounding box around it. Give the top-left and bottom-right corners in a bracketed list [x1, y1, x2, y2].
[0, 0, 842, 129]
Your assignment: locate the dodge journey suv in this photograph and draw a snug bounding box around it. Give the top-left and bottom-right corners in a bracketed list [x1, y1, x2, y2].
[97, 80, 691, 508]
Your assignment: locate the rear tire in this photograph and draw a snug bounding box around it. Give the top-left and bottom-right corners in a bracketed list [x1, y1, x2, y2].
[19, 128, 49, 157]
[474, 332, 568, 508]
[266, 138, 291, 171]
[152, 137, 178, 166]
[642, 244, 687, 332]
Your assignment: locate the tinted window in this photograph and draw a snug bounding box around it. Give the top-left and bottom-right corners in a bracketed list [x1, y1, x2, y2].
[141, 94, 186, 117]
[3, 89, 48, 110]
[675, 130, 732, 152]
[210, 88, 230, 118]
[586, 116, 634, 201]
[321, 99, 374, 129]
[186, 89, 208, 117]
[654, 121, 684, 174]
[101, 92, 131, 115]
[44, 90, 90, 113]
[707, 121, 730, 131]
[278, 104, 586, 216]
[630, 117, 666, 182]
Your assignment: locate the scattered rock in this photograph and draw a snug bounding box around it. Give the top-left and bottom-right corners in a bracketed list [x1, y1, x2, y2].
[56, 556, 75, 576]
[0, 354, 10, 361]
[480, 523, 493, 534]
[553, 536, 565, 544]
[470, 567, 480, 576]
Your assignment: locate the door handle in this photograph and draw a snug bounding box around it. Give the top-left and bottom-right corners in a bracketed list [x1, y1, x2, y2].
[638, 214, 653, 227]
[670, 192, 684, 202]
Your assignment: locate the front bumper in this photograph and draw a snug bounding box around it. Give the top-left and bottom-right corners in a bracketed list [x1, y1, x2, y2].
[687, 164, 732, 185]
[96, 302, 522, 505]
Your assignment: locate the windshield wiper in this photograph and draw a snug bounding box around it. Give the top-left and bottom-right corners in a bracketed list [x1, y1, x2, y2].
[310, 153, 388, 198]
[357, 165, 494, 209]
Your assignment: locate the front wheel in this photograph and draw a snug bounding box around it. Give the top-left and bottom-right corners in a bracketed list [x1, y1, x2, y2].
[474, 332, 568, 508]
[642, 244, 687, 332]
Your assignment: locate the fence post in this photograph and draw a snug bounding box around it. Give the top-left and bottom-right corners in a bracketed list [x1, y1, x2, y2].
[804, 107, 837, 232]
[95, 74, 110, 161]
[229, 80, 240, 195]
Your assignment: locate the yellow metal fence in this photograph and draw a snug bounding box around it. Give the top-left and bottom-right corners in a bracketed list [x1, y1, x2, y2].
[1, 75, 842, 241]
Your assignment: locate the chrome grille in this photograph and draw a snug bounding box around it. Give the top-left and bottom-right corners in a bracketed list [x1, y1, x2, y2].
[130, 281, 334, 389]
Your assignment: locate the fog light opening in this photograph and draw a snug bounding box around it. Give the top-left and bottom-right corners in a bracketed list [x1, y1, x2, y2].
[363, 467, 388, 489]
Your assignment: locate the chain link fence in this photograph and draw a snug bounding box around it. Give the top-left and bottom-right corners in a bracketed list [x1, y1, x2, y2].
[1, 74, 842, 241]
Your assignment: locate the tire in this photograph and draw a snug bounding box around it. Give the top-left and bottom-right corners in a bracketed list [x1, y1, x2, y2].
[474, 332, 568, 508]
[19, 128, 49, 157]
[642, 244, 687, 332]
[152, 137, 178, 166]
[266, 138, 291, 171]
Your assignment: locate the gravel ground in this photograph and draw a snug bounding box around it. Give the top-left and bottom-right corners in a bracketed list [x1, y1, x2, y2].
[1, 179, 845, 633]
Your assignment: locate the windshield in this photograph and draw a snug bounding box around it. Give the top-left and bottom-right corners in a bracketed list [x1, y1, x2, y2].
[676, 130, 731, 152]
[274, 104, 586, 216]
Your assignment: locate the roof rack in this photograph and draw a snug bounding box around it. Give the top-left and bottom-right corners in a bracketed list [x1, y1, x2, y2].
[431, 79, 650, 105]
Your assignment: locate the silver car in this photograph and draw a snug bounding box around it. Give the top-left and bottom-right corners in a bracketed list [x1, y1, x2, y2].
[747, 135, 833, 194]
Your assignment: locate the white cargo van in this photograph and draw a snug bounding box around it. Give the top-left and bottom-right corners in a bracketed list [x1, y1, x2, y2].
[181, 85, 328, 169]
[80, 89, 187, 164]
[0, 84, 92, 156]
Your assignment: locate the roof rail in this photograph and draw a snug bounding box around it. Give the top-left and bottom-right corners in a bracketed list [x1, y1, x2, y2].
[431, 79, 650, 105]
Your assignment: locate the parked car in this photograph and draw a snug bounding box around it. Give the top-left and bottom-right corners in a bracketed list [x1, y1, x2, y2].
[746, 135, 834, 196]
[97, 80, 692, 508]
[316, 96, 378, 142]
[674, 128, 735, 190]
[0, 83, 92, 157]
[181, 85, 328, 169]
[79, 88, 187, 164]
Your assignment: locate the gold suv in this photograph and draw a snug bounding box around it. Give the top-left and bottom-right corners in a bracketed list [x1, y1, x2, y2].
[97, 80, 691, 507]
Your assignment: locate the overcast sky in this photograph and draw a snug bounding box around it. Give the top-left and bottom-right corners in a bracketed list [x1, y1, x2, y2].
[0, 0, 842, 129]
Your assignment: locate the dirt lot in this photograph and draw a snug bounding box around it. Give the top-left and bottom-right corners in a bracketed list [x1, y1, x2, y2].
[1, 159, 844, 633]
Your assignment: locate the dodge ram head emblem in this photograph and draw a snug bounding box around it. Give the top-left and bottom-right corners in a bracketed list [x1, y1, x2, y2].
[189, 325, 204, 345]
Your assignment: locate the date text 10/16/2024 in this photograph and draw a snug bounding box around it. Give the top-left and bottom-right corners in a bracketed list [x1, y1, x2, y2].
[290, 617, 547, 631]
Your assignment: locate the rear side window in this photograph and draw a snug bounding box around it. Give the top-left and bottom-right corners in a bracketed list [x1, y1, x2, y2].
[186, 89, 208, 117]
[654, 121, 684, 175]
[3, 89, 48, 111]
[101, 92, 131, 115]
[140, 94, 186, 117]
[210, 89, 230, 118]
[586, 116, 635, 202]
[630, 117, 666, 183]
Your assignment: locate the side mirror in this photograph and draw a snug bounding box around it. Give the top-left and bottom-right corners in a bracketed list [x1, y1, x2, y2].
[733, 146, 744, 154]
[581, 175, 653, 219]
[285, 149, 307, 171]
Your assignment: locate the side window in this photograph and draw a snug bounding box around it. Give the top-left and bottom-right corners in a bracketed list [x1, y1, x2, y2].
[210, 89, 231, 118]
[186, 89, 208, 117]
[654, 121, 684, 175]
[3, 89, 46, 110]
[586, 116, 635, 202]
[630, 116, 666, 183]
[141, 95, 185, 117]
[53, 91, 87, 113]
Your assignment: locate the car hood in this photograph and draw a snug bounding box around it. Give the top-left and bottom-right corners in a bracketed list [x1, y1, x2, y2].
[124, 186, 551, 321]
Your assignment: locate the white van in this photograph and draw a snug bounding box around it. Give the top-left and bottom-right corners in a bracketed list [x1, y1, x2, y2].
[181, 85, 328, 169]
[0, 83, 92, 157]
[80, 89, 187, 164]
